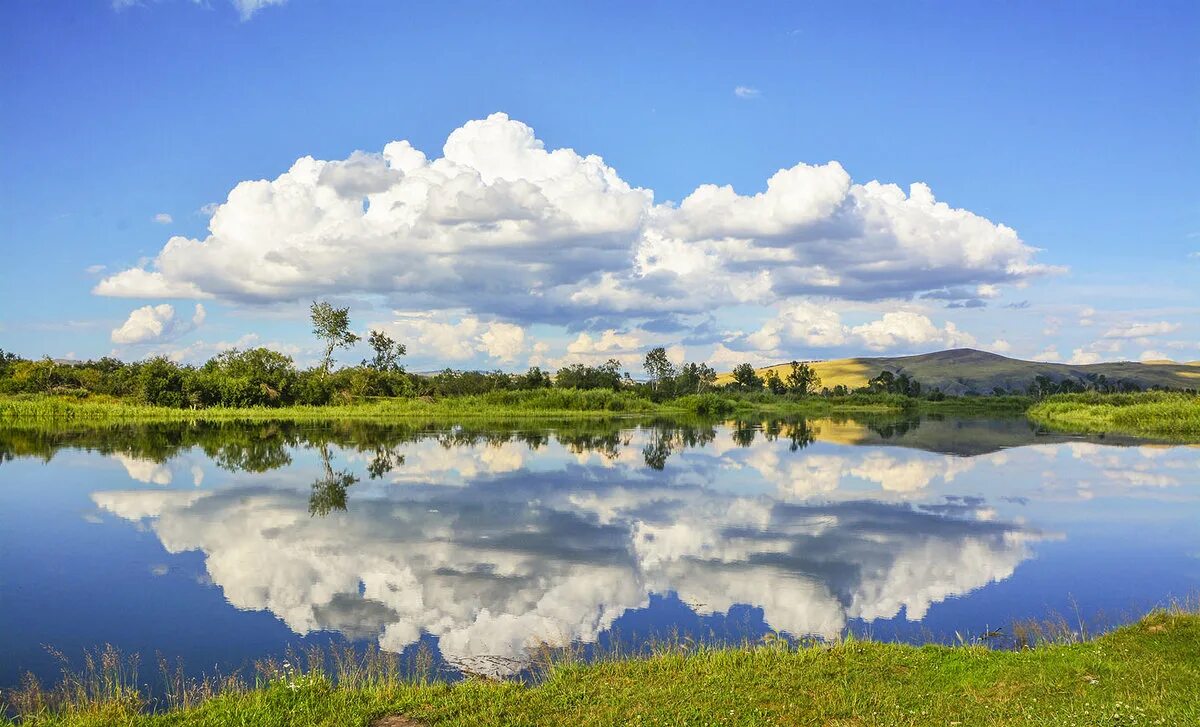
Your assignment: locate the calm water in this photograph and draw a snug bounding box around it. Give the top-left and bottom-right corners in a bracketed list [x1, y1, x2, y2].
[2, 415, 1198, 685]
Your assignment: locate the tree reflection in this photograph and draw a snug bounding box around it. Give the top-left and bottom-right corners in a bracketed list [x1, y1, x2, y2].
[309, 443, 359, 517]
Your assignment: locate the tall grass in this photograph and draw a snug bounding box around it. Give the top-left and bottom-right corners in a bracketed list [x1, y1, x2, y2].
[1028, 391, 1200, 438]
[0, 390, 1020, 425]
[5, 603, 1197, 726]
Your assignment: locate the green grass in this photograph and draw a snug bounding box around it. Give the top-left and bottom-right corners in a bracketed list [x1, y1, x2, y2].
[1028, 391, 1200, 438]
[5, 610, 1198, 726]
[0, 391, 1025, 425]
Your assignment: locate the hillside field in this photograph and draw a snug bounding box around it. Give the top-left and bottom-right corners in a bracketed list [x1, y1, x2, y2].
[716, 348, 1200, 395]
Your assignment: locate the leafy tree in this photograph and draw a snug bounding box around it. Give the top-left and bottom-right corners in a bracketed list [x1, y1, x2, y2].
[784, 361, 820, 395]
[643, 347, 676, 390]
[514, 366, 553, 390]
[675, 362, 717, 395]
[554, 359, 624, 390]
[764, 369, 787, 395]
[199, 347, 299, 406]
[310, 301, 360, 374]
[136, 357, 186, 407]
[363, 329, 406, 372]
[867, 370, 896, 393]
[731, 363, 764, 391]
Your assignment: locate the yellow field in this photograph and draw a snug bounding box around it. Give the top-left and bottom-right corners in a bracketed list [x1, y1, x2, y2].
[714, 357, 874, 390]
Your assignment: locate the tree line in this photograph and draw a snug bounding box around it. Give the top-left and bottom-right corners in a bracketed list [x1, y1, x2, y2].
[3, 301, 1170, 409]
[0, 302, 800, 408]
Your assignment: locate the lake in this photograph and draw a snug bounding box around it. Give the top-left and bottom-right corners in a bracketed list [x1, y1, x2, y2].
[2, 414, 1198, 686]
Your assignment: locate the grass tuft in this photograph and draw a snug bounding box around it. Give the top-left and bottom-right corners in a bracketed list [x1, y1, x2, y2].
[4, 607, 1198, 726]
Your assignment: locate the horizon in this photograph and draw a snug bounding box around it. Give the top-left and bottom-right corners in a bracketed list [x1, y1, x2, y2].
[2, 2, 1197, 372]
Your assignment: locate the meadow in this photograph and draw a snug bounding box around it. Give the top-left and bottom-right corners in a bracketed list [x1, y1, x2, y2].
[0, 390, 1021, 424]
[4, 608, 1197, 726]
[1028, 391, 1200, 438]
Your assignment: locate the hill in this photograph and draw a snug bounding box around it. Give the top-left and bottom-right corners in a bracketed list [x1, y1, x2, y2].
[715, 348, 1200, 395]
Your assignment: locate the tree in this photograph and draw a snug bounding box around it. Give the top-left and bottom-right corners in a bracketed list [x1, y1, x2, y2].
[675, 362, 717, 395]
[363, 329, 406, 372]
[764, 369, 787, 395]
[310, 301, 360, 374]
[731, 363, 764, 391]
[784, 361, 821, 395]
[643, 347, 676, 390]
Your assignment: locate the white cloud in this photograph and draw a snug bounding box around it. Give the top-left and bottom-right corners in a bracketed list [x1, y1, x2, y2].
[850, 311, 975, 352]
[114, 0, 286, 20]
[726, 306, 979, 360]
[1139, 350, 1172, 362]
[1102, 321, 1181, 339]
[379, 311, 528, 364]
[111, 303, 206, 345]
[988, 338, 1011, 353]
[733, 86, 761, 99]
[153, 212, 173, 225]
[85, 264, 107, 275]
[231, 0, 287, 20]
[95, 114, 1054, 327]
[1033, 347, 1061, 362]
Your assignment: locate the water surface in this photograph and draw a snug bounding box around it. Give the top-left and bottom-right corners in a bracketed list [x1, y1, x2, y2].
[2, 415, 1197, 685]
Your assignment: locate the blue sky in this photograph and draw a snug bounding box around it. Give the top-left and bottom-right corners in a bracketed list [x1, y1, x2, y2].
[1, 0, 1197, 371]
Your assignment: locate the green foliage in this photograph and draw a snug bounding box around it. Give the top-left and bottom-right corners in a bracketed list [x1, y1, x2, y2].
[642, 347, 675, 388]
[310, 300, 361, 374]
[729, 362, 764, 391]
[784, 360, 820, 395]
[363, 329, 406, 372]
[553, 359, 624, 391]
[866, 370, 922, 397]
[5, 610, 1198, 726]
[1028, 391, 1200, 437]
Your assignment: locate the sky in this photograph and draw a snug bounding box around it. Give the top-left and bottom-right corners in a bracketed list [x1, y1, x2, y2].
[1, 0, 1197, 372]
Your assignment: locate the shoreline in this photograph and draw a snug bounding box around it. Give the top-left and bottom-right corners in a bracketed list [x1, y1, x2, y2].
[5, 609, 1197, 726]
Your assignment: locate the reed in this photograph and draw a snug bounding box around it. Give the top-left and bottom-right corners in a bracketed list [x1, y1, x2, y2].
[1028, 391, 1200, 437]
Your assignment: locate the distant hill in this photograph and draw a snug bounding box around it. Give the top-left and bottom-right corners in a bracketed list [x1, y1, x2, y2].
[715, 348, 1200, 395]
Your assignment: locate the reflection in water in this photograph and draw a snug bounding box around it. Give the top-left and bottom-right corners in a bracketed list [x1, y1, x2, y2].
[4, 414, 1197, 683]
[308, 444, 358, 517]
[75, 417, 1048, 673]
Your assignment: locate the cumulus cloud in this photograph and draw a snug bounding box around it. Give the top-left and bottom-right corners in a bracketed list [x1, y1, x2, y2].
[1102, 321, 1181, 339]
[726, 306, 976, 362]
[988, 339, 1011, 353]
[851, 312, 975, 352]
[153, 213, 173, 225]
[111, 303, 206, 345]
[733, 86, 761, 99]
[379, 311, 528, 363]
[95, 114, 1054, 327]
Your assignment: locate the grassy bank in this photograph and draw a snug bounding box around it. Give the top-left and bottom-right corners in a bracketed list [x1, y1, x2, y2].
[5, 610, 1198, 726]
[1028, 391, 1200, 438]
[0, 391, 1022, 424]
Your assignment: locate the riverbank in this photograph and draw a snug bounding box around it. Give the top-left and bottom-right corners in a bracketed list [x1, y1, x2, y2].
[1028, 391, 1200, 438]
[0, 391, 1029, 424]
[5, 610, 1197, 726]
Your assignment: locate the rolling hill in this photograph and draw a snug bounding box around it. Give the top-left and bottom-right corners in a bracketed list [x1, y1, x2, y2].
[715, 348, 1200, 395]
